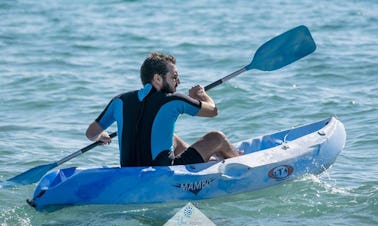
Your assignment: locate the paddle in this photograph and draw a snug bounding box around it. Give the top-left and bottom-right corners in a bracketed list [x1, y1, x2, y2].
[7, 132, 117, 185]
[204, 25, 316, 91]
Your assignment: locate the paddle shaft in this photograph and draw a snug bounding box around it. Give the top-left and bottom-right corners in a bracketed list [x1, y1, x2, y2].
[205, 68, 247, 91]
[56, 132, 117, 165]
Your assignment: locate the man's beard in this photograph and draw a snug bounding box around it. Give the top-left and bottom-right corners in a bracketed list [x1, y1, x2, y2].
[161, 80, 176, 93]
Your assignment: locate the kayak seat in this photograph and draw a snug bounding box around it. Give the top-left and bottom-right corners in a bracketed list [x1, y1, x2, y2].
[236, 134, 285, 154]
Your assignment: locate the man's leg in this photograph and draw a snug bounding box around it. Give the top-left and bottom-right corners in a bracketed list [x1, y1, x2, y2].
[173, 134, 189, 156]
[190, 131, 239, 161]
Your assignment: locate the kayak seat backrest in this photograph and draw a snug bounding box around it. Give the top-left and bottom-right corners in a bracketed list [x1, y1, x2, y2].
[238, 131, 286, 154]
[260, 132, 286, 150]
[237, 139, 262, 154]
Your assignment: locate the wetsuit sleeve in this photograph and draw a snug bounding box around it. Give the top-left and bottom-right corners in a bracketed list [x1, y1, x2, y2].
[95, 99, 116, 129]
[172, 93, 201, 116]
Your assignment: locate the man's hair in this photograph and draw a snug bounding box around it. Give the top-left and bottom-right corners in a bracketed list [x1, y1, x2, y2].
[140, 52, 176, 85]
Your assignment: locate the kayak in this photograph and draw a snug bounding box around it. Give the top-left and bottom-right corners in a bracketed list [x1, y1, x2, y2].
[28, 116, 346, 210]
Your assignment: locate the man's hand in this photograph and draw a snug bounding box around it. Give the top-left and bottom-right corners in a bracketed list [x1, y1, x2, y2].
[86, 121, 112, 144]
[189, 85, 217, 117]
[189, 85, 209, 101]
[97, 131, 112, 145]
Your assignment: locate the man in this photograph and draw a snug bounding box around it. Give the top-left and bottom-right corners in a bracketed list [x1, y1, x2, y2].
[86, 52, 239, 166]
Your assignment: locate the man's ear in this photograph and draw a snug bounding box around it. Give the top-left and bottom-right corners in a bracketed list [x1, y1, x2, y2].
[153, 74, 162, 82]
[151, 74, 163, 90]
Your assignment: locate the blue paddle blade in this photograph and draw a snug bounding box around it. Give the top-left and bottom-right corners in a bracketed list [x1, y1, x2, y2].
[7, 162, 57, 185]
[6, 132, 117, 186]
[246, 25, 316, 71]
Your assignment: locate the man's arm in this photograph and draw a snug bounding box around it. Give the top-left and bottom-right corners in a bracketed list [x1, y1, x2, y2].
[86, 121, 112, 144]
[189, 85, 218, 117]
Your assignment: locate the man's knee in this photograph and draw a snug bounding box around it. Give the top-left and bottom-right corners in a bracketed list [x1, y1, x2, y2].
[205, 131, 226, 142]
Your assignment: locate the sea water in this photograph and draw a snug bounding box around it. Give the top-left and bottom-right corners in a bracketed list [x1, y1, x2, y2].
[0, 0, 377, 225]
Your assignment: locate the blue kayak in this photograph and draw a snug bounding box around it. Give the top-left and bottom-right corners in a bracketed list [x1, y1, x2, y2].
[28, 116, 346, 210]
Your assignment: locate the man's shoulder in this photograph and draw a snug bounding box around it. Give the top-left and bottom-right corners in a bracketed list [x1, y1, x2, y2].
[114, 90, 138, 100]
[167, 92, 200, 107]
[167, 92, 191, 101]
